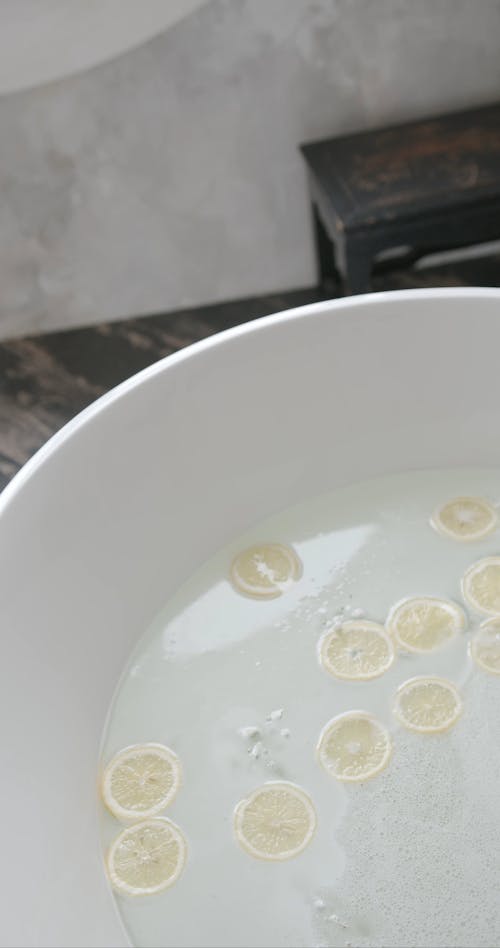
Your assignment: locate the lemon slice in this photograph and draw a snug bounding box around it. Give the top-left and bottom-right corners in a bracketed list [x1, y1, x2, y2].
[470, 618, 500, 675]
[387, 596, 465, 653]
[431, 496, 497, 542]
[107, 818, 187, 896]
[319, 620, 394, 680]
[316, 712, 392, 782]
[462, 557, 500, 616]
[230, 543, 302, 599]
[233, 782, 316, 860]
[102, 743, 182, 821]
[393, 676, 462, 733]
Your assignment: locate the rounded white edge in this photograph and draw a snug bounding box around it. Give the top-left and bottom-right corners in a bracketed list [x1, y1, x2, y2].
[2, 287, 500, 518]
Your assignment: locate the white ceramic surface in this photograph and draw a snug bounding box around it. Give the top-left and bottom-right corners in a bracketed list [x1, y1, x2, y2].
[1, 288, 500, 947]
[0, 0, 205, 95]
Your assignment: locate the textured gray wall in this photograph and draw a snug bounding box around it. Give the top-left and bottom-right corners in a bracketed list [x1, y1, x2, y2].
[2, 0, 500, 339]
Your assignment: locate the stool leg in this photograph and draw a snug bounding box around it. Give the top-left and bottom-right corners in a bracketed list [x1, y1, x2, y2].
[312, 205, 337, 287]
[344, 248, 372, 295]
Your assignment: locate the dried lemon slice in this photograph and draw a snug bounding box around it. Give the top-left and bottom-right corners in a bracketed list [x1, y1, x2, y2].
[230, 542, 302, 599]
[393, 676, 462, 733]
[233, 782, 316, 860]
[316, 712, 392, 782]
[470, 618, 500, 675]
[431, 496, 497, 542]
[462, 557, 500, 616]
[102, 743, 182, 821]
[107, 818, 187, 896]
[319, 620, 394, 680]
[387, 596, 465, 653]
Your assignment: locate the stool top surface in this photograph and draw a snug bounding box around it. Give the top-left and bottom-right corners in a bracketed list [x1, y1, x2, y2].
[301, 103, 500, 230]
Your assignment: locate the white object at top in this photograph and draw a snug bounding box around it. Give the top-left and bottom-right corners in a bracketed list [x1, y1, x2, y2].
[0, 0, 205, 96]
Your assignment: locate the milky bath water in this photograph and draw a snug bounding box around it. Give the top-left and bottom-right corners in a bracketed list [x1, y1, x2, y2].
[101, 468, 500, 948]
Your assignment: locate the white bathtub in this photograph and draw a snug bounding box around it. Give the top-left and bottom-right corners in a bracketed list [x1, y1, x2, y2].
[1, 288, 499, 947]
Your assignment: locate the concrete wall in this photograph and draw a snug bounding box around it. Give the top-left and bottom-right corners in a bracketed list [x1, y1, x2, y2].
[1, 0, 500, 339]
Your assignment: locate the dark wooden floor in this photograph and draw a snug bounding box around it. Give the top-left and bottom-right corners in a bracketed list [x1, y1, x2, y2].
[1, 252, 499, 492]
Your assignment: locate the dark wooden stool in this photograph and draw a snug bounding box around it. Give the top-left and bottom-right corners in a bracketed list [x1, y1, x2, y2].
[301, 103, 500, 294]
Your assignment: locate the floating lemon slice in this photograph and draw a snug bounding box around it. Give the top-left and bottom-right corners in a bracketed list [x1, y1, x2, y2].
[233, 782, 316, 860]
[230, 542, 302, 599]
[462, 557, 500, 616]
[393, 676, 462, 733]
[387, 596, 465, 653]
[462, 556, 500, 616]
[316, 711, 392, 782]
[319, 620, 394, 680]
[470, 618, 500, 675]
[107, 818, 187, 896]
[102, 743, 182, 821]
[431, 496, 497, 542]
